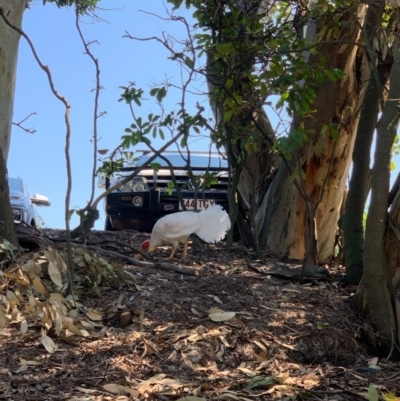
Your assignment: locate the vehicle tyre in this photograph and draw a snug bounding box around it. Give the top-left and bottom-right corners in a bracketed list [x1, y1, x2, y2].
[104, 217, 115, 231]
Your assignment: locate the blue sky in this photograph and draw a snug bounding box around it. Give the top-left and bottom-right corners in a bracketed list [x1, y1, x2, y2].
[9, 0, 210, 230]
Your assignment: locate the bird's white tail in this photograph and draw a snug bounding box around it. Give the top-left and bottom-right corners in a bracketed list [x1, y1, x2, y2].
[194, 204, 231, 243]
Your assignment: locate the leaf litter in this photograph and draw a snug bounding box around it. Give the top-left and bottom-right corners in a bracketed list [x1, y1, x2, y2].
[0, 228, 399, 400]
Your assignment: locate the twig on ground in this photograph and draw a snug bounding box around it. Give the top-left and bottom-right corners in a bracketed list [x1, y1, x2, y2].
[71, 237, 151, 259]
[81, 245, 200, 275]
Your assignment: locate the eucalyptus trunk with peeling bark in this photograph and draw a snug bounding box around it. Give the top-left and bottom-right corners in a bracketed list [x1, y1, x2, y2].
[0, 0, 28, 246]
[171, 0, 369, 263]
[263, 5, 370, 263]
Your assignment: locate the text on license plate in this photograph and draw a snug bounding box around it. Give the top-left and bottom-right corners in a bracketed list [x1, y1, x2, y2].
[179, 199, 216, 210]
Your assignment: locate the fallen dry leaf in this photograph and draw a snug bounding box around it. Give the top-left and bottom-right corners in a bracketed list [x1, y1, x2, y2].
[41, 334, 58, 353]
[237, 366, 257, 377]
[33, 277, 50, 298]
[103, 383, 139, 397]
[48, 260, 63, 288]
[0, 309, 6, 328]
[20, 319, 28, 334]
[208, 309, 236, 322]
[86, 310, 103, 321]
[181, 351, 193, 368]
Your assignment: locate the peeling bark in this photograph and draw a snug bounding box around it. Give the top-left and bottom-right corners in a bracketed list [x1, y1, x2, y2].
[264, 5, 368, 263]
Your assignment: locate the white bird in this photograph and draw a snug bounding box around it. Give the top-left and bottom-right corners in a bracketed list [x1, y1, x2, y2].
[141, 204, 231, 261]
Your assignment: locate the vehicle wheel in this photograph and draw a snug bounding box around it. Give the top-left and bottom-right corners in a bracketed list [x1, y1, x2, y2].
[104, 217, 115, 231]
[31, 220, 36, 228]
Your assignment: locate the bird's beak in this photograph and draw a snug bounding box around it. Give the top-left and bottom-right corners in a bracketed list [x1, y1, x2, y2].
[148, 246, 156, 253]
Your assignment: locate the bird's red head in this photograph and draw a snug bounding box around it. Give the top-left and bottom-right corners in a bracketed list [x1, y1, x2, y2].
[141, 239, 150, 250]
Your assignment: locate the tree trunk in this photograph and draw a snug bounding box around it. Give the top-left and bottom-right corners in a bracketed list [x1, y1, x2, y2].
[204, 2, 278, 250]
[386, 188, 400, 291]
[359, 27, 400, 354]
[342, 0, 388, 285]
[0, 148, 18, 247]
[385, 188, 400, 347]
[0, 0, 27, 246]
[263, 5, 368, 263]
[0, 0, 27, 160]
[189, 1, 368, 263]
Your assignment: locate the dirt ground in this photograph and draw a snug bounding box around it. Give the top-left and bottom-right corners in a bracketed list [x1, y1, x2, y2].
[0, 228, 399, 401]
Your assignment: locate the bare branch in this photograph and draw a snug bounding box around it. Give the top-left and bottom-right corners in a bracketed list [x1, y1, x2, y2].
[12, 112, 37, 134]
[75, 2, 102, 207]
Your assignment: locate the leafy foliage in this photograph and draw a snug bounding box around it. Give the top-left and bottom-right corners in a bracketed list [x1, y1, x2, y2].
[42, 0, 100, 14]
[97, 83, 209, 178]
[164, 0, 354, 169]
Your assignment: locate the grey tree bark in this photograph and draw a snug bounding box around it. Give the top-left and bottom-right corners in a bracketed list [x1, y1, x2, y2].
[358, 24, 400, 353]
[342, 0, 388, 285]
[262, 5, 369, 263]
[0, 0, 28, 160]
[0, 0, 28, 246]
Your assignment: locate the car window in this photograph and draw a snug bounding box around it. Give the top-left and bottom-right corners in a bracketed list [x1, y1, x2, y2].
[8, 178, 24, 193]
[137, 154, 228, 168]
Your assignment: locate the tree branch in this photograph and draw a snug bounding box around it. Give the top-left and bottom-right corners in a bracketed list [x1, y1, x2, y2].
[12, 112, 37, 134]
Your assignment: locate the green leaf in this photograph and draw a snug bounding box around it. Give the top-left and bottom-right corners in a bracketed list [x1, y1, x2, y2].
[326, 70, 337, 82]
[276, 92, 289, 109]
[149, 88, 159, 97]
[368, 384, 379, 401]
[246, 376, 279, 390]
[185, 56, 194, 68]
[224, 110, 234, 122]
[159, 128, 165, 140]
[150, 162, 161, 172]
[156, 87, 167, 102]
[320, 124, 328, 137]
[317, 322, 329, 330]
[225, 79, 234, 89]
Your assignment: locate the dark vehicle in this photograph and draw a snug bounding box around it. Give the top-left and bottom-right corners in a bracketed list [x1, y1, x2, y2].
[9, 177, 51, 228]
[100, 151, 230, 232]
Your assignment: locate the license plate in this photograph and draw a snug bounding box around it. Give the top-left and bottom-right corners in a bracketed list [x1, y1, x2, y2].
[179, 199, 216, 210]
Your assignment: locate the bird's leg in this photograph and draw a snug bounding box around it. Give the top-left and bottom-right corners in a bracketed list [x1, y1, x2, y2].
[179, 239, 189, 262]
[168, 246, 178, 259]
